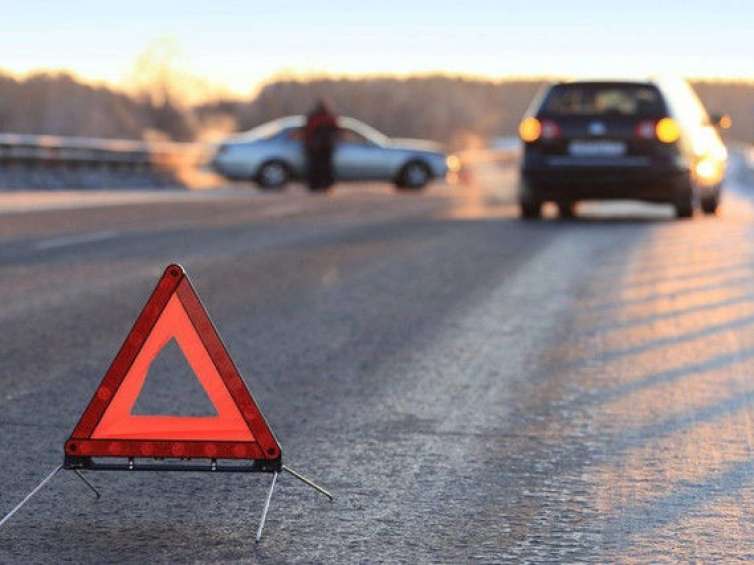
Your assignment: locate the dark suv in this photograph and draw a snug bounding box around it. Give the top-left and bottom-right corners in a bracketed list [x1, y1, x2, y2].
[518, 78, 728, 219]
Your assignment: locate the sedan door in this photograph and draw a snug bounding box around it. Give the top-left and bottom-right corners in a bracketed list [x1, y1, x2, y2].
[333, 128, 391, 181]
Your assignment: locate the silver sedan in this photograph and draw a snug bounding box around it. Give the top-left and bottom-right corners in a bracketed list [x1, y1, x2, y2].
[210, 116, 454, 191]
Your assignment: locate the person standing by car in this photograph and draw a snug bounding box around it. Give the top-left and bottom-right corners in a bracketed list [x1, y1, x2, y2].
[304, 100, 338, 191]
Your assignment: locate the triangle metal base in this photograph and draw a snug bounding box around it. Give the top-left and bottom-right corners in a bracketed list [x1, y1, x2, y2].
[0, 462, 333, 543]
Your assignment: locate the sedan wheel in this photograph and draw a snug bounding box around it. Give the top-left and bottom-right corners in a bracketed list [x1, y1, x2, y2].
[256, 161, 289, 190]
[397, 162, 430, 190]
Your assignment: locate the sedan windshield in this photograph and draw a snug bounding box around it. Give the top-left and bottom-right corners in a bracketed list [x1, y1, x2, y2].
[337, 117, 389, 146]
[234, 116, 305, 142]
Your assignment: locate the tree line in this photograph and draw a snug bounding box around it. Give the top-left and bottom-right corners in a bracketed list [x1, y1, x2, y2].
[0, 71, 751, 148]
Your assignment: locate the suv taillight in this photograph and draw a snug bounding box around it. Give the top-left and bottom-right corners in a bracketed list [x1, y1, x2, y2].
[540, 120, 560, 140]
[655, 118, 681, 143]
[519, 117, 541, 142]
[519, 117, 561, 142]
[635, 120, 656, 140]
[635, 118, 681, 143]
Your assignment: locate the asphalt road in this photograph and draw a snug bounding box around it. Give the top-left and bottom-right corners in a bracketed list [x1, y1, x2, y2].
[3, 162, 754, 563]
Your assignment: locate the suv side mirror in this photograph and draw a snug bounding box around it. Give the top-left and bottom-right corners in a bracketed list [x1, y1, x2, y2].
[709, 113, 732, 130]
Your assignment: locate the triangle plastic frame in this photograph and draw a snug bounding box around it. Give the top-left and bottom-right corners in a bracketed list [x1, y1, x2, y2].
[64, 264, 281, 472]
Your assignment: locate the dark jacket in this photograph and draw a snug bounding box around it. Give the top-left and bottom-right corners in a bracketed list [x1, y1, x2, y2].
[304, 110, 337, 153]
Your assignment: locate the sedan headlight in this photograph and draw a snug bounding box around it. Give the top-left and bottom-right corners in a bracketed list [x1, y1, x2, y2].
[446, 154, 461, 173]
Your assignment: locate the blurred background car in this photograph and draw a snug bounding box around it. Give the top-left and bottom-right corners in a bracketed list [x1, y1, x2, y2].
[518, 77, 729, 219]
[210, 116, 453, 192]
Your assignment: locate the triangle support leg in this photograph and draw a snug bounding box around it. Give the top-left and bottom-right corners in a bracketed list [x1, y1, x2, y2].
[0, 464, 62, 529]
[282, 465, 334, 501]
[255, 471, 278, 543]
[73, 469, 101, 499]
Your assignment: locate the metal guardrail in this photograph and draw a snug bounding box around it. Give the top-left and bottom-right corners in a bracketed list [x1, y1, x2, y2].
[0, 131, 522, 190]
[0, 133, 207, 170]
[0, 132, 521, 171]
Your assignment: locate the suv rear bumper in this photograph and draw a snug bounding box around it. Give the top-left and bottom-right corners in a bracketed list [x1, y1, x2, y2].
[521, 166, 689, 203]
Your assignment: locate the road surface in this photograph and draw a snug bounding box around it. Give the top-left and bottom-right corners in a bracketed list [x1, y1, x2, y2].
[2, 162, 754, 563]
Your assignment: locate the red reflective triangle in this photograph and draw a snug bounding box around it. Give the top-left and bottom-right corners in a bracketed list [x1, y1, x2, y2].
[64, 264, 281, 462]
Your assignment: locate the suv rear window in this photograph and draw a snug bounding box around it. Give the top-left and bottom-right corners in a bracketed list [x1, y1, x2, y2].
[541, 83, 665, 117]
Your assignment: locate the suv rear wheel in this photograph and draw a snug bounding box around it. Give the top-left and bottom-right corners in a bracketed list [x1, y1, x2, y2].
[700, 193, 720, 215]
[519, 180, 542, 219]
[557, 202, 575, 219]
[674, 198, 693, 219]
[520, 199, 542, 219]
[674, 176, 694, 219]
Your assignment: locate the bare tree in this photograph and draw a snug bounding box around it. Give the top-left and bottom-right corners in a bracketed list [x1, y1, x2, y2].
[1, 69, 752, 146]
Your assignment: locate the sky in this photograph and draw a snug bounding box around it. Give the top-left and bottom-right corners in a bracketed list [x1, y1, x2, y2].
[2, 0, 753, 98]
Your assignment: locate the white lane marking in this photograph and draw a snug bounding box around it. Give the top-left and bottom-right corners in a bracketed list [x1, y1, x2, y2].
[256, 203, 308, 218]
[0, 188, 259, 216]
[34, 230, 119, 250]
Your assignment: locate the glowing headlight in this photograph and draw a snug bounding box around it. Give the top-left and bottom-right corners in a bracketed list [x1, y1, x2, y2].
[695, 158, 718, 181]
[446, 154, 461, 173]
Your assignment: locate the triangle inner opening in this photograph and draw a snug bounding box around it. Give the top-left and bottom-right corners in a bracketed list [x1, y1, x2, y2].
[132, 338, 218, 417]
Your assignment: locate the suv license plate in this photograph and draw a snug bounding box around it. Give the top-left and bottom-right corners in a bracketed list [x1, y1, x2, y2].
[568, 141, 626, 156]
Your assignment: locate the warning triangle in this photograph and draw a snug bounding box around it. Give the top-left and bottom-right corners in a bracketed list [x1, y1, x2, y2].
[64, 264, 281, 463]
